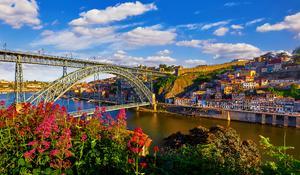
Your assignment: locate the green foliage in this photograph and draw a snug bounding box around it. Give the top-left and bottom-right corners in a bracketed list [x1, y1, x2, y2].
[74, 137, 131, 174]
[194, 67, 234, 84]
[154, 75, 177, 90]
[260, 135, 300, 175]
[149, 144, 260, 175]
[158, 126, 262, 175]
[159, 64, 175, 72]
[267, 84, 300, 100]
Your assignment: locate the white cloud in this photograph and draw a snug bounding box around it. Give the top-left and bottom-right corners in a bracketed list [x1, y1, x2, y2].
[185, 59, 206, 65]
[256, 12, 300, 37]
[32, 27, 117, 50]
[201, 20, 230, 30]
[0, 0, 41, 29]
[245, 18, 265, 26]
[100, 50, 176, 66]
[145, 56, 176, 64]
[119, 26, 177, 48]
[69, 1, 157, 26]
[33, 25, 176, 50]
[176, 39, 212, 48]
[231, 24, 244, 29]
[257, 23, 289, 32]
[202, 42, 261, 59]
[157, 49, 171, 56]
[213, 27, 229, 36]
[177, 39, 262, 59]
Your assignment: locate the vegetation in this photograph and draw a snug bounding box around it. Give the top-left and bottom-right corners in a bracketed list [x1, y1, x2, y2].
[268, 84, 300, 100]
[154, 66, 234, 100]
[0, 102, 299, 174]
[0, 102, 152, 174]
[177, 60, 247, 75]
[260, 135, 300, 175]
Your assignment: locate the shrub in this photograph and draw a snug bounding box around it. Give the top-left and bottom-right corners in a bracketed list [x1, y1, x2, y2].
[260, 135, 300, 174]
[159, 125, 262, 175]
[0, 102, 136, 174]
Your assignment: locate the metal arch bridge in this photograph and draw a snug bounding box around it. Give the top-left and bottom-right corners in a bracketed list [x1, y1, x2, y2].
[27, 64, 155, 106]
[0, 49, 167, 111]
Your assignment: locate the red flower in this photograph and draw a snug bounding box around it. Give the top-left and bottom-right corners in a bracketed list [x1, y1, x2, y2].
[139, 162, 147, 169]
[128, 158, 134, 164]
[134, 127, 143, 134]
[153, 145, 159, 153]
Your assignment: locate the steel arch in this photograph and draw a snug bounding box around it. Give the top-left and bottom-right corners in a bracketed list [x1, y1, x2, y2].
[27, 65, 154, 105]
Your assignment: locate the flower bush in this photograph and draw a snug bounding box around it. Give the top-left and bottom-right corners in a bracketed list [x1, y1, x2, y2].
[0, 101, 152, 174]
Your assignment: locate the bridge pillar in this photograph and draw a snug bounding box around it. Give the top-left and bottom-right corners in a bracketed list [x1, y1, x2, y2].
[227, 111, 231, 121]
[272, 115, 277, 126]
[14, 55, 25, 104]
[297, 117, 300, 128]
[152, 93, 157, 112]
[261, 114, 266, 124]
[284, 116, 289, 127]
[63, 66, 67, 77]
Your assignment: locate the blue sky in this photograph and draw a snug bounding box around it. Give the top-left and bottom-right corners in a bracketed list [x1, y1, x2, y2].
[0, 0, 300, 81]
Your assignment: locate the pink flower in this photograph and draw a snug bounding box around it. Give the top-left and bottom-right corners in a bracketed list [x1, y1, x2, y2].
[28, 141, 38, 146]
[50, 149, 60, 156]
[24, 149, 36, 160]
[81, 133, 87, 142]
[128, 158, 134, 164]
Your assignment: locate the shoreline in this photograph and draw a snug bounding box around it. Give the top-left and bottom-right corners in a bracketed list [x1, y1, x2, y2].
[137, 104, 300, 128]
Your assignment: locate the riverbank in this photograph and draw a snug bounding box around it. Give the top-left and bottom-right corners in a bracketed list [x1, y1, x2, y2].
[138, 103, 300, 128]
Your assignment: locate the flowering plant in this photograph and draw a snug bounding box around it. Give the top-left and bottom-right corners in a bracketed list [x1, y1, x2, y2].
[0, 102, 153, 174]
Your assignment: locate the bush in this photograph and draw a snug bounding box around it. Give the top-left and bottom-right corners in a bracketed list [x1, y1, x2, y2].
[0, 102, 151, 174]
[159, 125, 262, 175]
[260, 135, 300, 174]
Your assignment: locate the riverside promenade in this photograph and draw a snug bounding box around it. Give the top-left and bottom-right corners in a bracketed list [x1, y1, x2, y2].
[150, 103, 300, 128]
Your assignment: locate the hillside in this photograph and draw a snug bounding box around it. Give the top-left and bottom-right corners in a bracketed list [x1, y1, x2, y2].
[176, 60, 248, 75]
[154, 61, 245, 100]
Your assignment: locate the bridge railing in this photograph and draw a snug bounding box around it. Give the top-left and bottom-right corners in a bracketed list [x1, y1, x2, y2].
[69, 102, 150, 117]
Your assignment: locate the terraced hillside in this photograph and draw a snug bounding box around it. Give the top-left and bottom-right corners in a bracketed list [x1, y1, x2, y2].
[155, 60, 248, 100]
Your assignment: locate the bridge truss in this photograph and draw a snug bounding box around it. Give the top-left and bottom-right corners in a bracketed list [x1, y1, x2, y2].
[0, 49, 169, 105]
[27, 65, 155, 106]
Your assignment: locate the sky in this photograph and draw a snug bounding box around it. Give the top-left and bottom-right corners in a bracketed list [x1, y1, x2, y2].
[0, 0, 300, 81]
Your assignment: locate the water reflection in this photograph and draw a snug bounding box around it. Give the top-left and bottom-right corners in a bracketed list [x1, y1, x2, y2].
[126, 111, 300, 159]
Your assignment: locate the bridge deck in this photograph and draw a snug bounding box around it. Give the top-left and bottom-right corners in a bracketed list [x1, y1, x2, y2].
[69, 102, 150, 118]
[0, 49, 170, 76]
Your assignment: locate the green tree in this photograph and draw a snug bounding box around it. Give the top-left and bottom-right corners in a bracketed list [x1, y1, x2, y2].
[260, 135, 300, 175]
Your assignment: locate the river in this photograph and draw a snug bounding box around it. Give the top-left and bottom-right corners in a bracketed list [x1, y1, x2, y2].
[1, 93, 300, 158]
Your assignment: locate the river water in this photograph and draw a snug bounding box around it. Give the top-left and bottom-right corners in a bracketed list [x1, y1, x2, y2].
[1, 93, 300, 158]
